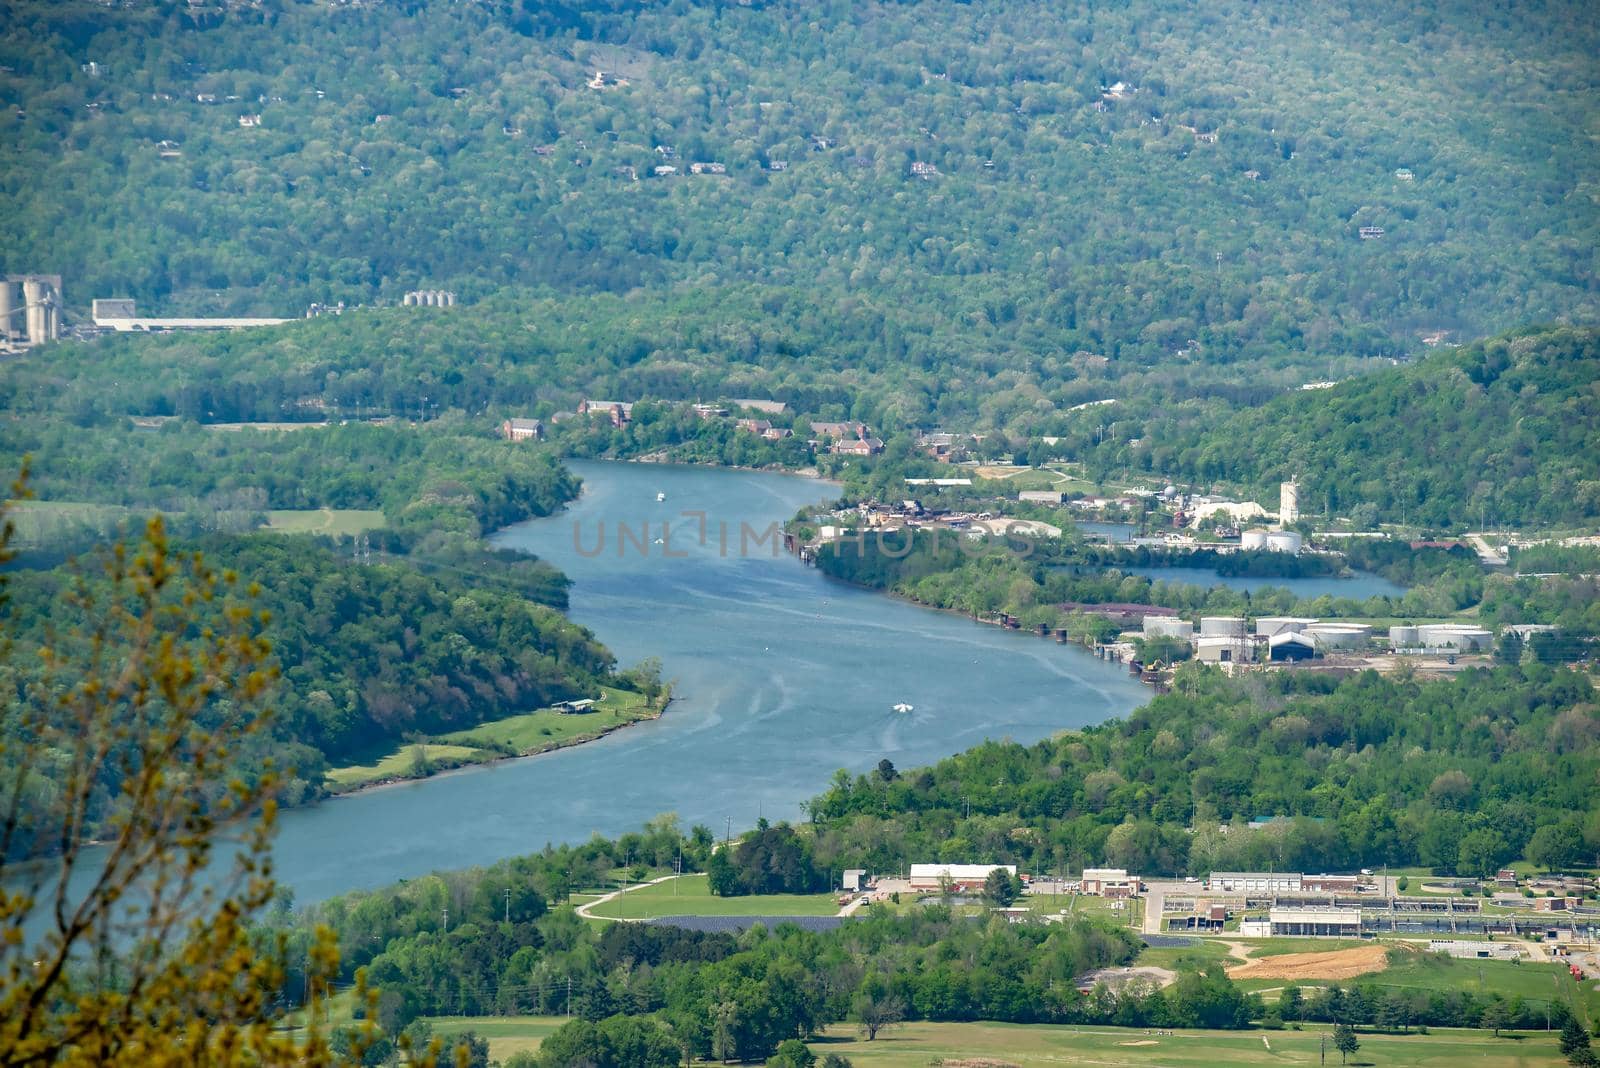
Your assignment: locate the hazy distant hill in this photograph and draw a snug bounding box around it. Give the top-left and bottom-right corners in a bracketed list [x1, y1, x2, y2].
[1, 0, 1596, 378]
[1112, 324, 1600, 529]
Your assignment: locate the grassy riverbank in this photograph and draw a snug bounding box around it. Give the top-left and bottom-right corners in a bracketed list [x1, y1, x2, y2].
[323, 687, 660, 793]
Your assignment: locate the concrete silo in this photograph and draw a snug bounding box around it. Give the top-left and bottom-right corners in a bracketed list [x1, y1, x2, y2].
[22, 279, 48, 346]
[0, 281, 14, 341]
[1279, 480, 1300, 524]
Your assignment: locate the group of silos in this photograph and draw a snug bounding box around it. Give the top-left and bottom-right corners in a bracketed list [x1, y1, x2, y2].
[401, 290, 456, 307]
[1388, 623, 1493, 652]
[1240, 528, 1303, 553]
[0, 275, 62, 346]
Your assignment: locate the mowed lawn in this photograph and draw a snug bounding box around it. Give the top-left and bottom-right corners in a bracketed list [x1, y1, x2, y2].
[264, 508, 385, 536]
[427, 1016, 568, 1061]
[585, 874, 842, 920]
[433, 688, 652, 752]
[325, 688, 655, 790]
[323, 744, 482, 788]
[416, 1018, 1569, 1066]
[805, 1021, 1568, 1066]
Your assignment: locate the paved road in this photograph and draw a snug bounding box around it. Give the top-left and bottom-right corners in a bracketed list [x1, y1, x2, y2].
[573, 875, 679, 922]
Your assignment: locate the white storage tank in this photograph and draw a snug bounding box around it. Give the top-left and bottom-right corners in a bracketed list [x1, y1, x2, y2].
[1389, 625, 1419, 647]
[1417, 624, 1492, 652]
[1143, 617, 1194, 640]
[1240, 529, 1270, 551]
[1200, 616, 1248, 638]
[1305, 625, 1369, 651]
[1256, 616, 1316, 638]
[1265, 530, 1304, 554]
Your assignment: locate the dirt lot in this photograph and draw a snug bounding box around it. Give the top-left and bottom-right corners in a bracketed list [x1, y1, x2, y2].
[1225, 944, 1390, 981]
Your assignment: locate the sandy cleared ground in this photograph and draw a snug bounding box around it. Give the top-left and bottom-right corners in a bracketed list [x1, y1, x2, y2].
[1226, 944, 1390, 981]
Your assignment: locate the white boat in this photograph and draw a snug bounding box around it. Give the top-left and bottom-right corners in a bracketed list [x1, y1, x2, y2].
[892, 702, 914, 714]
[656, 491, 666, 502]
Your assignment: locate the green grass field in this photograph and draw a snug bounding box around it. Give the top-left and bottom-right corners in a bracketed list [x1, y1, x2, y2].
[432, 688, 652, 752]
[4, 498, 131, 542]
[584, 873, 842, 920]
[415, 1017, 1569, 1066]
[427, 1015, 568, 1061]
[264, 508, 385, 536]
[323, 743, 483, 788]
[324, 688, 656, 791]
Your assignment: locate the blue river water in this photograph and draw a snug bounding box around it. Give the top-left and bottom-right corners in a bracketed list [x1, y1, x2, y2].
[258, 462, 1150, 904]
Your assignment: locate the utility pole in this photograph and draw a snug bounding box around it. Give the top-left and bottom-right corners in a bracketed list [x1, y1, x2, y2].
[504, 887, 511, 924]
[725, 815, 731, 848]
[441, 906, 448, 932]
[1320, 1032, 1326, 1066]
[566, 976, 572, 1017]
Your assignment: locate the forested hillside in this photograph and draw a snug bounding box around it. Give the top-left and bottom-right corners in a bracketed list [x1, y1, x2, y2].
[3, 0, 1597, 394]
[806, 664, 1600, 880]
[0, 531, 616, 791]
[1092, 324, 1600, 528]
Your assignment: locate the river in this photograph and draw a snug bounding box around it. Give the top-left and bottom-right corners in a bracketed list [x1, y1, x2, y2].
[250, 462, 1149, 904]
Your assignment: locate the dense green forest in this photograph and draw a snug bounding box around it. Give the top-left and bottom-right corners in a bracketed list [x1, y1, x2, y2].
[0, 531, 617, 817]
[1079, 325, 1600, 528]
[805, 664, 1599, 880]
[3, 0, 1597, 407]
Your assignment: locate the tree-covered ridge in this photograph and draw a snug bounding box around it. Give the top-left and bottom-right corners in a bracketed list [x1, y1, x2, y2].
[1, 532, 616, 772]
[805, 664, 1600, 880]
[3, 0, 1596, 373]
[1095, 324, 1600, 527]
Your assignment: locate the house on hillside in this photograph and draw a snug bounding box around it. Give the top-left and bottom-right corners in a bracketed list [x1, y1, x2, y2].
[578, 399, 634, 426]
[501, 418, 544, 442]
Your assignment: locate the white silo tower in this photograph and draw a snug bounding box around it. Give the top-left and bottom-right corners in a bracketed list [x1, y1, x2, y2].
[1279, 479, 1300, 525]
[0, 281, 15, 341]
[22, 279, 48, 346]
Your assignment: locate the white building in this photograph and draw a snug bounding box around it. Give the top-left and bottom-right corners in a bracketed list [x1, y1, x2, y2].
[1269, 907, 1361, 937]
[1209, 872, 1303, 894]
[1080, 868, 1141, 897]
[908, 863, 1016, 891]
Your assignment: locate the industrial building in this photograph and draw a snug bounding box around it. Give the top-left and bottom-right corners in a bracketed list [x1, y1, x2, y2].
[1208, 872, 1303, 894]
[91, 298, 288, 332]
[908, 863, 1016, 892]
[1, 274, 63, 346]
[1269, 632, 1318, 661]
[1079, 868, 1140, 898]
[1195, 636, 1256, 663]
[1428, 940, 1523, 960]
[1268, 906, 1361, 937]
